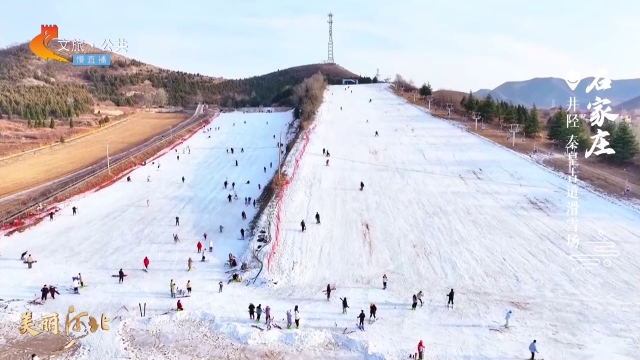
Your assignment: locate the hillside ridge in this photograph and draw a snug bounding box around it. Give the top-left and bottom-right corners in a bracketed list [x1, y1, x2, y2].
[0, 41, 362, 115]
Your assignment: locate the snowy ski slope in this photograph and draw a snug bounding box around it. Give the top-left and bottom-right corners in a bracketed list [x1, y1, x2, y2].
[1, 84, 638, 360]
[265, 84, 640, 359]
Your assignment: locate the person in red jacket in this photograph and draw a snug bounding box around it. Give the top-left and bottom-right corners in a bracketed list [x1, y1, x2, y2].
[143, 256, 150, 270]
[417, 340, 425, 359]
[177, 300, 183, 311]
[197, 241, 203, 253]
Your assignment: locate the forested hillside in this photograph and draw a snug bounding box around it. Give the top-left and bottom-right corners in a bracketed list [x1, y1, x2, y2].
[0, 42, 364, 121]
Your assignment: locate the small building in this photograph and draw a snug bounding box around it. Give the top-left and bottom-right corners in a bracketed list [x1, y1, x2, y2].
[342, 78, 358, 85]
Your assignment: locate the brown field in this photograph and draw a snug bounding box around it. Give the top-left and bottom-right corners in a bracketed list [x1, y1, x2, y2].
[396, 91, 640, 200]
[0, 112, 188, 198]
[0, 107, 138, 157]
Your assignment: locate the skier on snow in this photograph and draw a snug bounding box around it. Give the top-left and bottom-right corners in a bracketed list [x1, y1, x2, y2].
[340, 297, 349, 314]
[241, 211, 246, 220]
[188, 257, 193, 271]
[412, 294, 418, 310]
[186, 280, 192, 294]
[177, 300, 184, 311]
[170, 279, 176, 298]
[49, 285, 58, 299]
[382, 274, 388, 290]
[360, 182, 365, 191]
[240, 228, 245, 239]
[175, 216, 180, 226]
[447, 289, 455, 308]
[118, 269, 125, 283]
[256, 304, 263, 322]
[26, 254, 36, 269]
[143, 256, 150, 270]
[417, 340, 425, 360]
[248, 303, 255, 319]
[294, 305, 300, 329]
[197, 241, 203, 253]
[218, 281, 223, 292]
[315, 212, 321, 224]
[529, 340, 539, 360]
[357, 310, 366, 330]
[326, 284, 332, 300]
[505, 310, 513, 328]
[417, 290, 424, 307]
[300, 220, 306, 232]
[209, 240, 213, 252]
[286, 309, 293, 329]
[265, 305, 271, 323]
[40, 285, 49, 301]
[369, 303, 377, 320]
[72, 278, 80, 294]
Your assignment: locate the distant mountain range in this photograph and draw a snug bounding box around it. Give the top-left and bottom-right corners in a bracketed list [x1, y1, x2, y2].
[613, 95, 640, 113]
[474, 77, 640, 111]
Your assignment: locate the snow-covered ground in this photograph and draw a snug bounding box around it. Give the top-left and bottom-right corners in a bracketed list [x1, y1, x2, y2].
[1, 84, 639, 360]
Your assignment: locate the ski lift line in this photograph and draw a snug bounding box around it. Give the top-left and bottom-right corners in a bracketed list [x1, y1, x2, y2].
[325, 154, 560, 191]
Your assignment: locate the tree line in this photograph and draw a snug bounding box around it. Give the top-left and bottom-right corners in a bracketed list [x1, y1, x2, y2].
[459, 92, 638, 163]
[547, 109, 638, 163]
[0, 84, 93, 124]
[460, 92, 542, 137]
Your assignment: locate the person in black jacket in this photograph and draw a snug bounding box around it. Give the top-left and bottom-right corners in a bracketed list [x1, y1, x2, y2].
[315, 212, 321, 224]
[369, 303, 377, 319]
[248, 303, 255, 320]
[326, 284, 332, 300]
[340, 297, 349, 314]
[118, 269, 125, 283]
[357, 310, 366, 329]
[300, 220, 306, 232]
[412, 294, 418, 310]
[447, 289, 455, 308]
[360, 182, 364, 191]
[40, 285, 49, 301]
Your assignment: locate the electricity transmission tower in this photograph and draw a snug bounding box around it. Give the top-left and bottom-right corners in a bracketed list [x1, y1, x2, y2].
[327, 13, 335, 64]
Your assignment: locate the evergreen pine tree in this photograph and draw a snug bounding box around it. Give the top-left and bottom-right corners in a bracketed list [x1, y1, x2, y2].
[607, 121, 639, 163]
[524, 105, 541, 137]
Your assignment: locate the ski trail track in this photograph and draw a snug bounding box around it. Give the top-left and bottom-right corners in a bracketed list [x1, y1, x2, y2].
[268, 84, 640, 359]
[0, 111, 294, 359]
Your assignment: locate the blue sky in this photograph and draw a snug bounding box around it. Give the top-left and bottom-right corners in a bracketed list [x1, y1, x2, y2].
[1, 0, 638, 91]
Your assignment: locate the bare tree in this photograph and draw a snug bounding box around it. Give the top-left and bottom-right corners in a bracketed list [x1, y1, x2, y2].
[153, 88, 168, 107]
[142, 93, 154, 111]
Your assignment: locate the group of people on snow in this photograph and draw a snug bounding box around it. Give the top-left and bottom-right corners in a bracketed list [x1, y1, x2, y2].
[248, 303, 300, 330]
